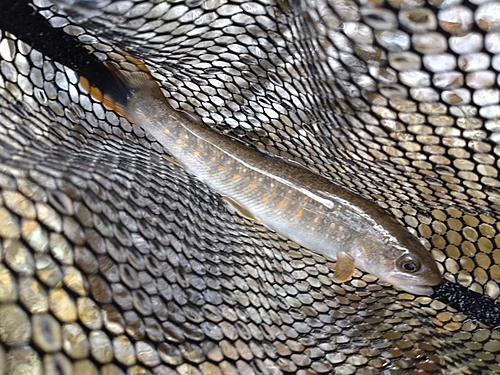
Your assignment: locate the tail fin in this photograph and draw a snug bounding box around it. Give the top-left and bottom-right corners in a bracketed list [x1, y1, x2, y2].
[79, 51, 161, 119]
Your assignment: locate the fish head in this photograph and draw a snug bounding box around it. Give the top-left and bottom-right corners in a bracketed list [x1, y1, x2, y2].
[352, 231, 442, 295]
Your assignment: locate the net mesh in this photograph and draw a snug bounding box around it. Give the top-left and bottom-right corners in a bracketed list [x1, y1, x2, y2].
[1, 0, 500, 373]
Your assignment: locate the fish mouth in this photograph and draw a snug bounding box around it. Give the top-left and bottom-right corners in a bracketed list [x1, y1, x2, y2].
[385, 269, 442, 296]
[396, 284, 436, 296]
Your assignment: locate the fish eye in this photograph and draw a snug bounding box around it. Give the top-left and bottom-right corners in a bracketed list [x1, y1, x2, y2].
[397, 255, 421, 273]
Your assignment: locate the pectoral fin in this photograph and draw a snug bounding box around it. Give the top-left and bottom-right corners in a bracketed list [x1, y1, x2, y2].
[333, 251, 355, 283]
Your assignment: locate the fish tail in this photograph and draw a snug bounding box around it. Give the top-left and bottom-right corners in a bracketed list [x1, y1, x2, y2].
[79, 51, 161, 119]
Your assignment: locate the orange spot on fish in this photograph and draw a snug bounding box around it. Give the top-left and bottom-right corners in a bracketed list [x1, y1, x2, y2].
[194, 151, 200, 156]
[330, 222, 336, 229]
[297, 209, 303, 216]
[218, 165, 224, 171]
[250, 184, 257, 190]
[210, 157, 216, 162]
[279, 201, 285, 208]
[262, 196, 268, 202]
[291, 201, 296, 205]
[313, 217, 319, 223]
[164, 129, 170, 134]
[233, 174, 239, 179]
[176, 139, 183, 144]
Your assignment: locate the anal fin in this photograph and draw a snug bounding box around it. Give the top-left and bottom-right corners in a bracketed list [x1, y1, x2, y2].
[333, 251, 355, 283]
[222, 196, 259, 223]
[162, 154, 182, 168]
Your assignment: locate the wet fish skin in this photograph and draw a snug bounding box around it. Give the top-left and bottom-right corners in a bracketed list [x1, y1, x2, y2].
[83, 58, 442, 295]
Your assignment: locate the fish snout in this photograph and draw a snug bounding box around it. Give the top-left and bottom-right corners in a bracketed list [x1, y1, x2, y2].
[423, 267, 442, 286]
[420, 254, 442, 287]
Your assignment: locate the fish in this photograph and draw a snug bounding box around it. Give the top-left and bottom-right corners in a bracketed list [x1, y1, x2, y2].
[80, 53, 442, 295]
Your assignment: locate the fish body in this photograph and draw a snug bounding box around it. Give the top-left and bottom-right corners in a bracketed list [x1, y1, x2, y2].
[81, 56, 442, 295]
